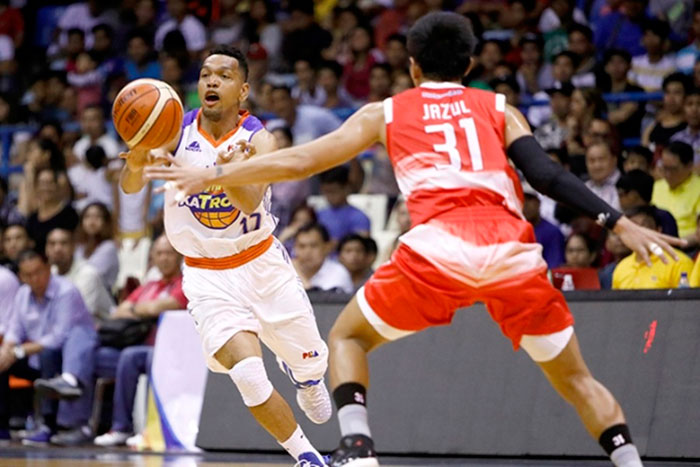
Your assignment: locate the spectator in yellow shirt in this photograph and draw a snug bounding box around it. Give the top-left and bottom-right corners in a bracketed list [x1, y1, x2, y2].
[613, 206, 694, 289]
[691, 256, 700, 287]
[651, 142, 700, 247]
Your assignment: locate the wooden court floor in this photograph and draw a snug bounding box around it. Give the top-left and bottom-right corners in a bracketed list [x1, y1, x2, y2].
[0, 446, 698, 467]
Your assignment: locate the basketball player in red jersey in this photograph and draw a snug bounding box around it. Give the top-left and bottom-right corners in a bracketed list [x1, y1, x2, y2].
[146, 14, 682, 467]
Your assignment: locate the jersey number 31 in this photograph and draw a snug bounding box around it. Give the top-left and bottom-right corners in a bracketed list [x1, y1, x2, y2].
[424, 117, 483, 171]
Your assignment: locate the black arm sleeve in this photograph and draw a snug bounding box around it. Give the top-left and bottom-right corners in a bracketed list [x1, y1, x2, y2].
[507, 135, 622, 229]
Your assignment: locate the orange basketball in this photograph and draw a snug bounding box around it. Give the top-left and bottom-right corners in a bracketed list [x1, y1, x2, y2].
[112, 78, 184, 150]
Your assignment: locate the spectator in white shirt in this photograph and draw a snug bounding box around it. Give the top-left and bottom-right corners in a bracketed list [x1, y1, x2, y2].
[292, 223, 353, 294]
[0, 265, 19, 342]
[585, 142, 622, 211]
[628, 19, 677, 92]
[46, 228, 114, 323]
[68, 145, 114, 212]
[154, 0, 206, 57]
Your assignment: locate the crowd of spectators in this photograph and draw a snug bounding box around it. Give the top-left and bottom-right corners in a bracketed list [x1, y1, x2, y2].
[1, 0, 700, 448]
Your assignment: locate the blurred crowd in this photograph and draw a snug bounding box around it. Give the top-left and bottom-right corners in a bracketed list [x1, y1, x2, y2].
[0, 0, 699, 447]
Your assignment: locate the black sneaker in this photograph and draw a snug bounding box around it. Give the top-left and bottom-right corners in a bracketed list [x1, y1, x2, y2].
[34, 377, 82, 399]
[50, 426, 93, 446]
[329, 434, 379, 467]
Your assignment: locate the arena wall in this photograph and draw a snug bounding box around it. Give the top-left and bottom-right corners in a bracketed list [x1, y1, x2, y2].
[196, 290, 700, 459]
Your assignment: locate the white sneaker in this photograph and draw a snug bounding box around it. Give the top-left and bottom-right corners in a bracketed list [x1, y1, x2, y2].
[296, 380, 332, 424]
[125, 433, 143, 448]
[94, 431, 131, 447]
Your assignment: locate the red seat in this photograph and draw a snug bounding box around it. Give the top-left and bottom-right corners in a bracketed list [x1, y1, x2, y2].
[551, 267, 601, 290]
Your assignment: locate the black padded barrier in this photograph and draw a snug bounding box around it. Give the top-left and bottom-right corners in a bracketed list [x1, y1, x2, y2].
[196, 289, 700, 459]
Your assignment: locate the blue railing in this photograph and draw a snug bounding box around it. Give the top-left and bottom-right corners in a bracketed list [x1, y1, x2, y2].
[0, 91, 666, 178]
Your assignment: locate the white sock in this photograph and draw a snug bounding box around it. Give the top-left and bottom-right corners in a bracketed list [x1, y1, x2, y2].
[61, 373, 78, 387]
[279, 424, 322, 461]
[337, 404, 371, 438]
[610, 444, 643, 467]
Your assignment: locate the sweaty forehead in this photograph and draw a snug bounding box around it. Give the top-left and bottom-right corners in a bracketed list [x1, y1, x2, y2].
[202, 54, 240, 73]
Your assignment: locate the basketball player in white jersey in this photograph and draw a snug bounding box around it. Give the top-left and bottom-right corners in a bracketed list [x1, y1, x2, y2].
[119, 45, 330, 467]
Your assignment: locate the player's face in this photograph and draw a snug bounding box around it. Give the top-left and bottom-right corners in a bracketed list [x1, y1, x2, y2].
[198, 54, 249, 122]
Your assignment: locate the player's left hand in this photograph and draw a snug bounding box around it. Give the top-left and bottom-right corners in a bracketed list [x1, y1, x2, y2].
[613, 216, 687, 267]
[217, 140, 256, 165]
[144, 154, 210, 201]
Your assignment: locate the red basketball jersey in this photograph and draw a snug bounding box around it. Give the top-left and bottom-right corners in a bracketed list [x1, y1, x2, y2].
[384, 82, 524, 227]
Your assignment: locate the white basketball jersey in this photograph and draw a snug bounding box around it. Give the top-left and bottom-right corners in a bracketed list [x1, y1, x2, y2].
[164, 109, 276, 258]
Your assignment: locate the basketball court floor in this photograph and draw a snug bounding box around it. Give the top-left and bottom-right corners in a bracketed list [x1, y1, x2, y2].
[0, 446, 698, 467]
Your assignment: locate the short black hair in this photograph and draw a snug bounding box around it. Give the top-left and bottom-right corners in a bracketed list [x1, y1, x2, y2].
[337, 233, 378, 255]
[4, 222, 27, 235]
[603, 48, 632, 65]
[489, 75, 520, 93]
[67, 28, 85, 39]
[553, 50, 580, 69]
[127, 27, 154, 47]
[207, 45, 249, 80]
[370, 62, 392, 76]
[296, 222, 330, 243]
[665, 141, 694, 165]
[17, 248, 46, 266]
[92, 23, 114, 37]
[624, 145, 653, 164]
[687, 86, 700, 98]
[407, 12, 476, 82]
[386, 33, 407, 47]
[271, 84, 292, 96]
[271, 125, 293, 144]
[319, 166, 350, 186]
[568, 23, 593, 43]
[616, 169, 654, 203]
[318, 60, 343, 79]
[624, 205, 658, 228]
[663, 72, 691, 94]
[642, 18, 670, 38]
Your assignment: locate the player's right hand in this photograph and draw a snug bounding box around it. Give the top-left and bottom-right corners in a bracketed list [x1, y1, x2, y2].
[119, 148, 151, 172]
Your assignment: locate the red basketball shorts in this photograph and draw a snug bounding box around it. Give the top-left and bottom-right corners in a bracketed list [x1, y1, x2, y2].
[358, 207, 573, 349]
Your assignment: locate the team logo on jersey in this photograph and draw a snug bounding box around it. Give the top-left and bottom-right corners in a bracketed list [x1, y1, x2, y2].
[302, 350, 320, 359]
[178, 185, 240, 229]
[185, 141, 201, 152]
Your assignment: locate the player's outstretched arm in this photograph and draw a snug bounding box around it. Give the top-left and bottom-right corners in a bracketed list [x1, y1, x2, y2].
[219, 129, 276, 214]
[144, 103, 384, 193]
[503, 104, 685, 266]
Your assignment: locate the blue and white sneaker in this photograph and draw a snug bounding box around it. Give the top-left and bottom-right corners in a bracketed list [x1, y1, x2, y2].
[294, 451, 328, 466]
[277, 359, 332, 424]
[21, 425, 53, 446]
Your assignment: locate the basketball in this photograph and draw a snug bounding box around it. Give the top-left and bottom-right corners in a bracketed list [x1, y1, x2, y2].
[112, 78, 184, 150]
